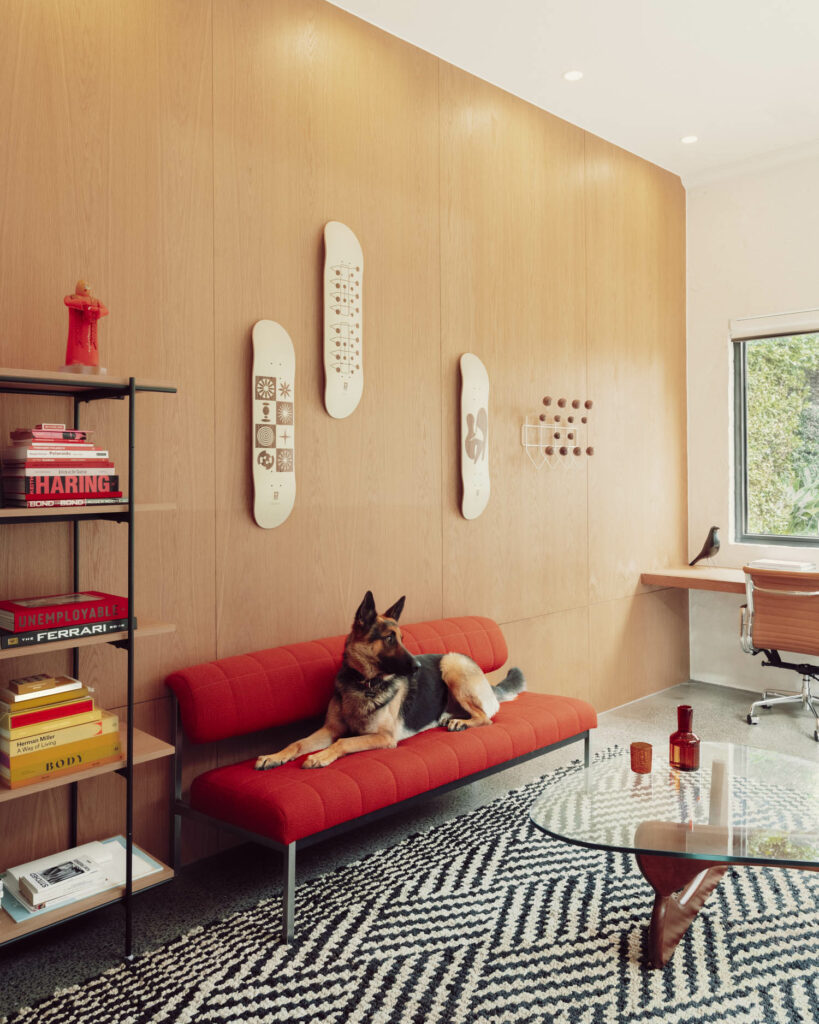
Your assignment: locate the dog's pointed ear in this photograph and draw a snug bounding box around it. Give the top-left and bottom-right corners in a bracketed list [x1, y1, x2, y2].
[382, 595, 406, 622]
[352, 591, 377, 635]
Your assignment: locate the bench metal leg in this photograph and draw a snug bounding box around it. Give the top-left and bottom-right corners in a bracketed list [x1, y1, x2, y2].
[282, 842, 296, 943]
[172, 811, 182, 873]
[172, 694, 184, 874]
[584, 731, 591, 768]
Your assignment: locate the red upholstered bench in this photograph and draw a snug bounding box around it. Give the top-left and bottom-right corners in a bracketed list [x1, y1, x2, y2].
[166, 616, 597, 941]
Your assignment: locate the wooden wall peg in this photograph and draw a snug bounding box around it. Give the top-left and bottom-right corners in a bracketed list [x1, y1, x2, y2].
[524, 391, 595, 467]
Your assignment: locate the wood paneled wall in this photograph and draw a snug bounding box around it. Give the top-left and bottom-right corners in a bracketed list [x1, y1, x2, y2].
[0, 0, 687, 869]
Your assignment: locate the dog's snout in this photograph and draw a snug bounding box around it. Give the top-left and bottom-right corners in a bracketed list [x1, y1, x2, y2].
[412, 659, 422, 672]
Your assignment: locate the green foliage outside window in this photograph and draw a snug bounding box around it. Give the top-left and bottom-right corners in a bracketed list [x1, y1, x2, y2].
[744, 333, 819, 537]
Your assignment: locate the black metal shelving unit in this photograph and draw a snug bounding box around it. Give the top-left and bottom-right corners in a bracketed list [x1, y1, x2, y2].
[0, 369, 176, 958]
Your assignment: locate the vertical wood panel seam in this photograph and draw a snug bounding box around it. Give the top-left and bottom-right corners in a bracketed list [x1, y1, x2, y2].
[582, 130, 592, 693]
[582, 131, 590, 616]
[437, 59, 444, 619]
[586, 602, 592, 708]
[211, 0, 219, 660]
[107, 12, 115, 322]
[0, 5, 25, 242]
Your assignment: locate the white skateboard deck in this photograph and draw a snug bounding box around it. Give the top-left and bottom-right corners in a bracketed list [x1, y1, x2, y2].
[252, 320, 295, 529]
[323, 221, 363, 418]
[460, 353, 490, 520]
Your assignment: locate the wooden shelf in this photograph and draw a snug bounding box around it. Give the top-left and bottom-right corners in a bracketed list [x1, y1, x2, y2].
[0, 368, 176, 394]
[0, 621, 176, 660]
[0, 842, 174, 942]
[0, 727, 174, 803]
[0, 365, 177, 955]
[641, 565, 745, 594]
[0, 503, 176, 521]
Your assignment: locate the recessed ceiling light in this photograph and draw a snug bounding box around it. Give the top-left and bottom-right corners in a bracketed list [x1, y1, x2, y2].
[563, 70, 583, 82]
[681, 135, 698, 144]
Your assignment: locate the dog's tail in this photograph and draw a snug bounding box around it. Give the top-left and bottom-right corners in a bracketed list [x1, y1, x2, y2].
[493, 666, 525, 703]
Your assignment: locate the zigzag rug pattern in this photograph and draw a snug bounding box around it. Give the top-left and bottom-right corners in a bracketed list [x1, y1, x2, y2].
[3, 752, 818, 1024]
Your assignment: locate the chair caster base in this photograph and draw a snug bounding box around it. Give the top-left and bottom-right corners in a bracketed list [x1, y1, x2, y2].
[747, 714, 759, 725]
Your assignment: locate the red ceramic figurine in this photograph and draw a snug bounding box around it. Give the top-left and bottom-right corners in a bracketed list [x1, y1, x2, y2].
[63, 280, 108, 374]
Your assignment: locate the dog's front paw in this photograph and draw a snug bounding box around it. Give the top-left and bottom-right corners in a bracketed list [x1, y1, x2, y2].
[302, 752, 334, 769]
[255, 754, 286, 770]
[446, 718, 467, 732]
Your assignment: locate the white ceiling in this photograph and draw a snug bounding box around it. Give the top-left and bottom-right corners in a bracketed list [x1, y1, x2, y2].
[328, 0, 819, 187]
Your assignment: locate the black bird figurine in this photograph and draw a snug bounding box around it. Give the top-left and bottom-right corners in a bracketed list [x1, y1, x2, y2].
[689, 526, 720, 566]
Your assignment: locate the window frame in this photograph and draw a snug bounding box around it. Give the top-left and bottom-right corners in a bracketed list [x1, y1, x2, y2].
[733, 330, 819, 548]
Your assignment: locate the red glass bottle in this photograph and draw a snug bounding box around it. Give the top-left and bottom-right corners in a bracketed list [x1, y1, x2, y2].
[669, 704, 700, 771]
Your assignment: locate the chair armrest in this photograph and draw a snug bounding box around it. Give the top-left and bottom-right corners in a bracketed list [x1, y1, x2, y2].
[740, 603, 755, 654]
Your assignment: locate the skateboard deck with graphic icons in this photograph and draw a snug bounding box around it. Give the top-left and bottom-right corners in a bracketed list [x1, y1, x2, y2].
[460, 353, 490, 520]
[323, 221, 363, 418]
[251, 320, 295, 529]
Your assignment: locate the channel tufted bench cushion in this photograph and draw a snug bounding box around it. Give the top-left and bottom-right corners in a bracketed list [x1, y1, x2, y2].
[167, 616, 508, 744]
[188, 691, 595, 845]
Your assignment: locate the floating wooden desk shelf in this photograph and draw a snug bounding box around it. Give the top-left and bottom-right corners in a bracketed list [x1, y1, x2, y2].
[0, 728, 174, 803]
[641, 566, 745, 595]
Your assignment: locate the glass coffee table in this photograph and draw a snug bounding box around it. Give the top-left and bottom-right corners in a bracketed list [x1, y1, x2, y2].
[529, 742, 819, 967]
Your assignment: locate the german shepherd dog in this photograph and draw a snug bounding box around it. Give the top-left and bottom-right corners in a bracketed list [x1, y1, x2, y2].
[255, 591, 525, 770]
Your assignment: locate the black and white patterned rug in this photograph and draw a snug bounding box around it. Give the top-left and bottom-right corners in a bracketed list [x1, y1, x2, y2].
[3, 753, 819, 1024]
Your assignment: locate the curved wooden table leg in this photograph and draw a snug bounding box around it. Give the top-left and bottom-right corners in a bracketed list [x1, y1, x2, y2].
[635, 852, 728, 968]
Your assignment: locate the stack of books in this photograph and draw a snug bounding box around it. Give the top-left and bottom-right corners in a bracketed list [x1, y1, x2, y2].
[1, 422, 126, 508]
[0, 673, 120, 789]
[2, 837, 162, 918]
[5, 847, 107, 912]
[0, 590, 132, 651]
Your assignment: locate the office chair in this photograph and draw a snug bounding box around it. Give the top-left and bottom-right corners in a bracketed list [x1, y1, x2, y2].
[740, 566, 819, 742]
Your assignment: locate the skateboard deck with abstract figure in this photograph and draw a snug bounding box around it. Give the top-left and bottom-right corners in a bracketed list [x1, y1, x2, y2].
[252, 320, 295, 529]
[460, 353, 490, 520]
[323, 221, 363, 418]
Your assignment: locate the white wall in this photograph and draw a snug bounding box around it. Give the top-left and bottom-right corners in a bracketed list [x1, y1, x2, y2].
[687, 147, 819, 690]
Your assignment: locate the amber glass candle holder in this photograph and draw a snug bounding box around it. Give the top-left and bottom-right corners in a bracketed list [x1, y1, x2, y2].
[630, 741, 652, 774]
[669, 704, 700, 771]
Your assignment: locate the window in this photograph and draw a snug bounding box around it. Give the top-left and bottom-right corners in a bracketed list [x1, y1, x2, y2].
[734, 327, 819, 544]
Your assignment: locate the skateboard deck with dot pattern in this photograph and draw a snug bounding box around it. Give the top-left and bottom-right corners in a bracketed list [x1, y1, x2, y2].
[323, 221, 363, 418]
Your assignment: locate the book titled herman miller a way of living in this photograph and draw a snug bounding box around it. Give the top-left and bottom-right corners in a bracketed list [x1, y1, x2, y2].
[0, 673, 122, 789]
[0, 591, 133, 650]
